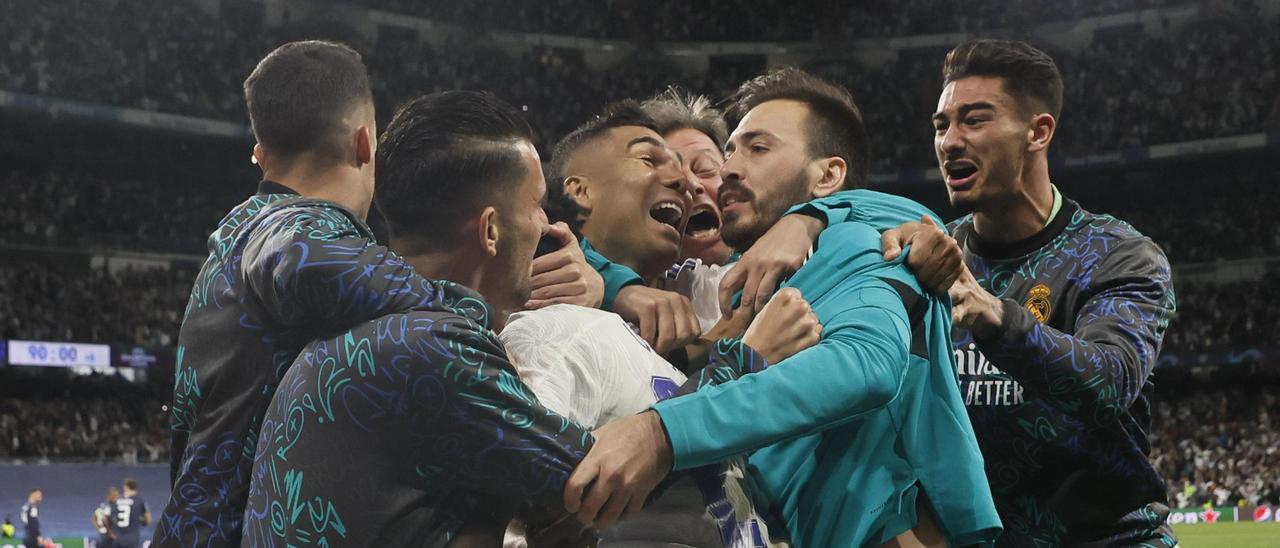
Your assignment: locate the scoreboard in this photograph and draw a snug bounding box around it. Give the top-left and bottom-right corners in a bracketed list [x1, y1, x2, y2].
[6, 339, 112, 368]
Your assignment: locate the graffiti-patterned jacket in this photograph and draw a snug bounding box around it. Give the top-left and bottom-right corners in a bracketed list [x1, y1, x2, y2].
[949, 197, 1178, 547]
[156, 181, 451, 547]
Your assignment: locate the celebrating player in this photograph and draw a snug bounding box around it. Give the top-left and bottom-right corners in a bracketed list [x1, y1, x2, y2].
[156, 41, 464, 547]
[924, 39, 1179, 546]
[638, 88, 739, 332]
[501, 287, 818, 546]
[562, 68, 1000, 547]
[730, 41, 1181, 546]
[241, 90, 790, 544]
[641, 87, 734, 268]
[548, 100, 704, 355]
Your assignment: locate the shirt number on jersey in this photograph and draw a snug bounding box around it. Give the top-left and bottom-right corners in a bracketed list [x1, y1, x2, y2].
[116, 500, 133, 528]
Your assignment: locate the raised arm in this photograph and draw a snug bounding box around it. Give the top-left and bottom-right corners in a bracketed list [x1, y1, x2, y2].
[654, 283, 910, 469]
[955, 238, 1176, 423]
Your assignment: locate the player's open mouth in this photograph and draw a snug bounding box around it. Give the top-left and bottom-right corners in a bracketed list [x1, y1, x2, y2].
[649, 200, 685, 239]
[718, 190, 750, 217]
[683, 206, 720, 239]
[944, 161, 979, 188]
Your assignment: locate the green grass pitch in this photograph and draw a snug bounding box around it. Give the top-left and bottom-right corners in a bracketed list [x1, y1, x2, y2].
[1172, 522, 1280, 547]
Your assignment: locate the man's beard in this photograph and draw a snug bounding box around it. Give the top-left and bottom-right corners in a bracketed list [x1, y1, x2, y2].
[721, 168, 813, 251]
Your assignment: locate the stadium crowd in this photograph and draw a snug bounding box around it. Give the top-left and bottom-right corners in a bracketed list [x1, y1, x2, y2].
[5, 159, 1277, 265]
[0, 168, 237, 254]
[0, 5, 1278, 546]
[0, 371, 168, 463]
[1163, 270, 1280, 355]
[0, 262, 190, 348]
[346, 0, 1188, 41]
[1153, 386, 1280, 508]
[1, 0, 1277, 170]
[7, 364, 1278, 517]
[2, 257, 1271, 370]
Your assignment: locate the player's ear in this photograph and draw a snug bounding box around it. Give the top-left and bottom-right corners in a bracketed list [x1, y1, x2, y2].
[478, 206, 500, 257]
[1027, 113, 1055, 153]
[354, 125, 373, 167]
[810, 156, 847, 198]
[252, 144, 267, 172]
[563, 175, 593, 214]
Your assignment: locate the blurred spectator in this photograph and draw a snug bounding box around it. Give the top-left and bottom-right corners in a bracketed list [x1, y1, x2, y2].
[344, 0, 1186, 41]
[0, 372, 168, 463]
[1073, 166, 1280, 265]
[1, 0, 1276, 171]
[827, 0, 1188, 39]
[1162, 271, 1280, 355]
[1152, 386, 1280, 507]
[0, 262, 191, 348]
[0, 168, 243, 254]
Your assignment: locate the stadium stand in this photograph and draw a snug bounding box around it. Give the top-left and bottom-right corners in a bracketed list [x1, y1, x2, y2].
[0, 370, 168, 463]
[1, 3, 1278, 544]
[1, 0, 1276, 169]
[1153, 386, 1280, 508]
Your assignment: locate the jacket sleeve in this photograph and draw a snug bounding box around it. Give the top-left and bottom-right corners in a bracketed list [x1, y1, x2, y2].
[405, 313, 596, 509]
[976, 237, 1177, 423]
[653, 282, 911, 470]
[673, 337, 770, 398]
[239, 204, 441, 329]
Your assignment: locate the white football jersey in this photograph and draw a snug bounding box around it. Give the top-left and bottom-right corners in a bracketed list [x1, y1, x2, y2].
[95, 503, 110, 534]
[500, 304, 781, 547]
[659, 259, 735, 333]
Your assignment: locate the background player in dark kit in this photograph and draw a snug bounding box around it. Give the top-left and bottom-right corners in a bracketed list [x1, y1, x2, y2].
[752, 39, 1180, 547]
[110, 479, 150, 548]
[19, 489, 40, 548]
[93, 487, 119, 548]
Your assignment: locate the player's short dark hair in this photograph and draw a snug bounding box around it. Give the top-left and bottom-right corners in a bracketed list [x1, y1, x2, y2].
[123, 478, 137, 491]
[730, 67, 870, 189]
[243, 40, 372, 159]
[375, 91, 535, 253]
[942, 39, 1063, 120]
[546, 101, 659, 231]
[640, 87, 728, 151]
[549, 99, 659, 179]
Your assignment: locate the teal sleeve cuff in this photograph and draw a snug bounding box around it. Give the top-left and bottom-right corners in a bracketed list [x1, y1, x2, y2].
[652, 396, 704, 471]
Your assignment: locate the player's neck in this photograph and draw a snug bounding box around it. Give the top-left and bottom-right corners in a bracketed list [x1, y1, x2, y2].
[972, 166, 1054, 244]
[581, 225, 666, 281]
[403, 251, 481, 290]
[405, 250, 515, 331]
[261, 159, 371, 221]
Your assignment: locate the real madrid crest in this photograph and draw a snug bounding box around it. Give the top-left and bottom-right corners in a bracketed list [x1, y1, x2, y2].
[1024, 283, 1052, 324]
